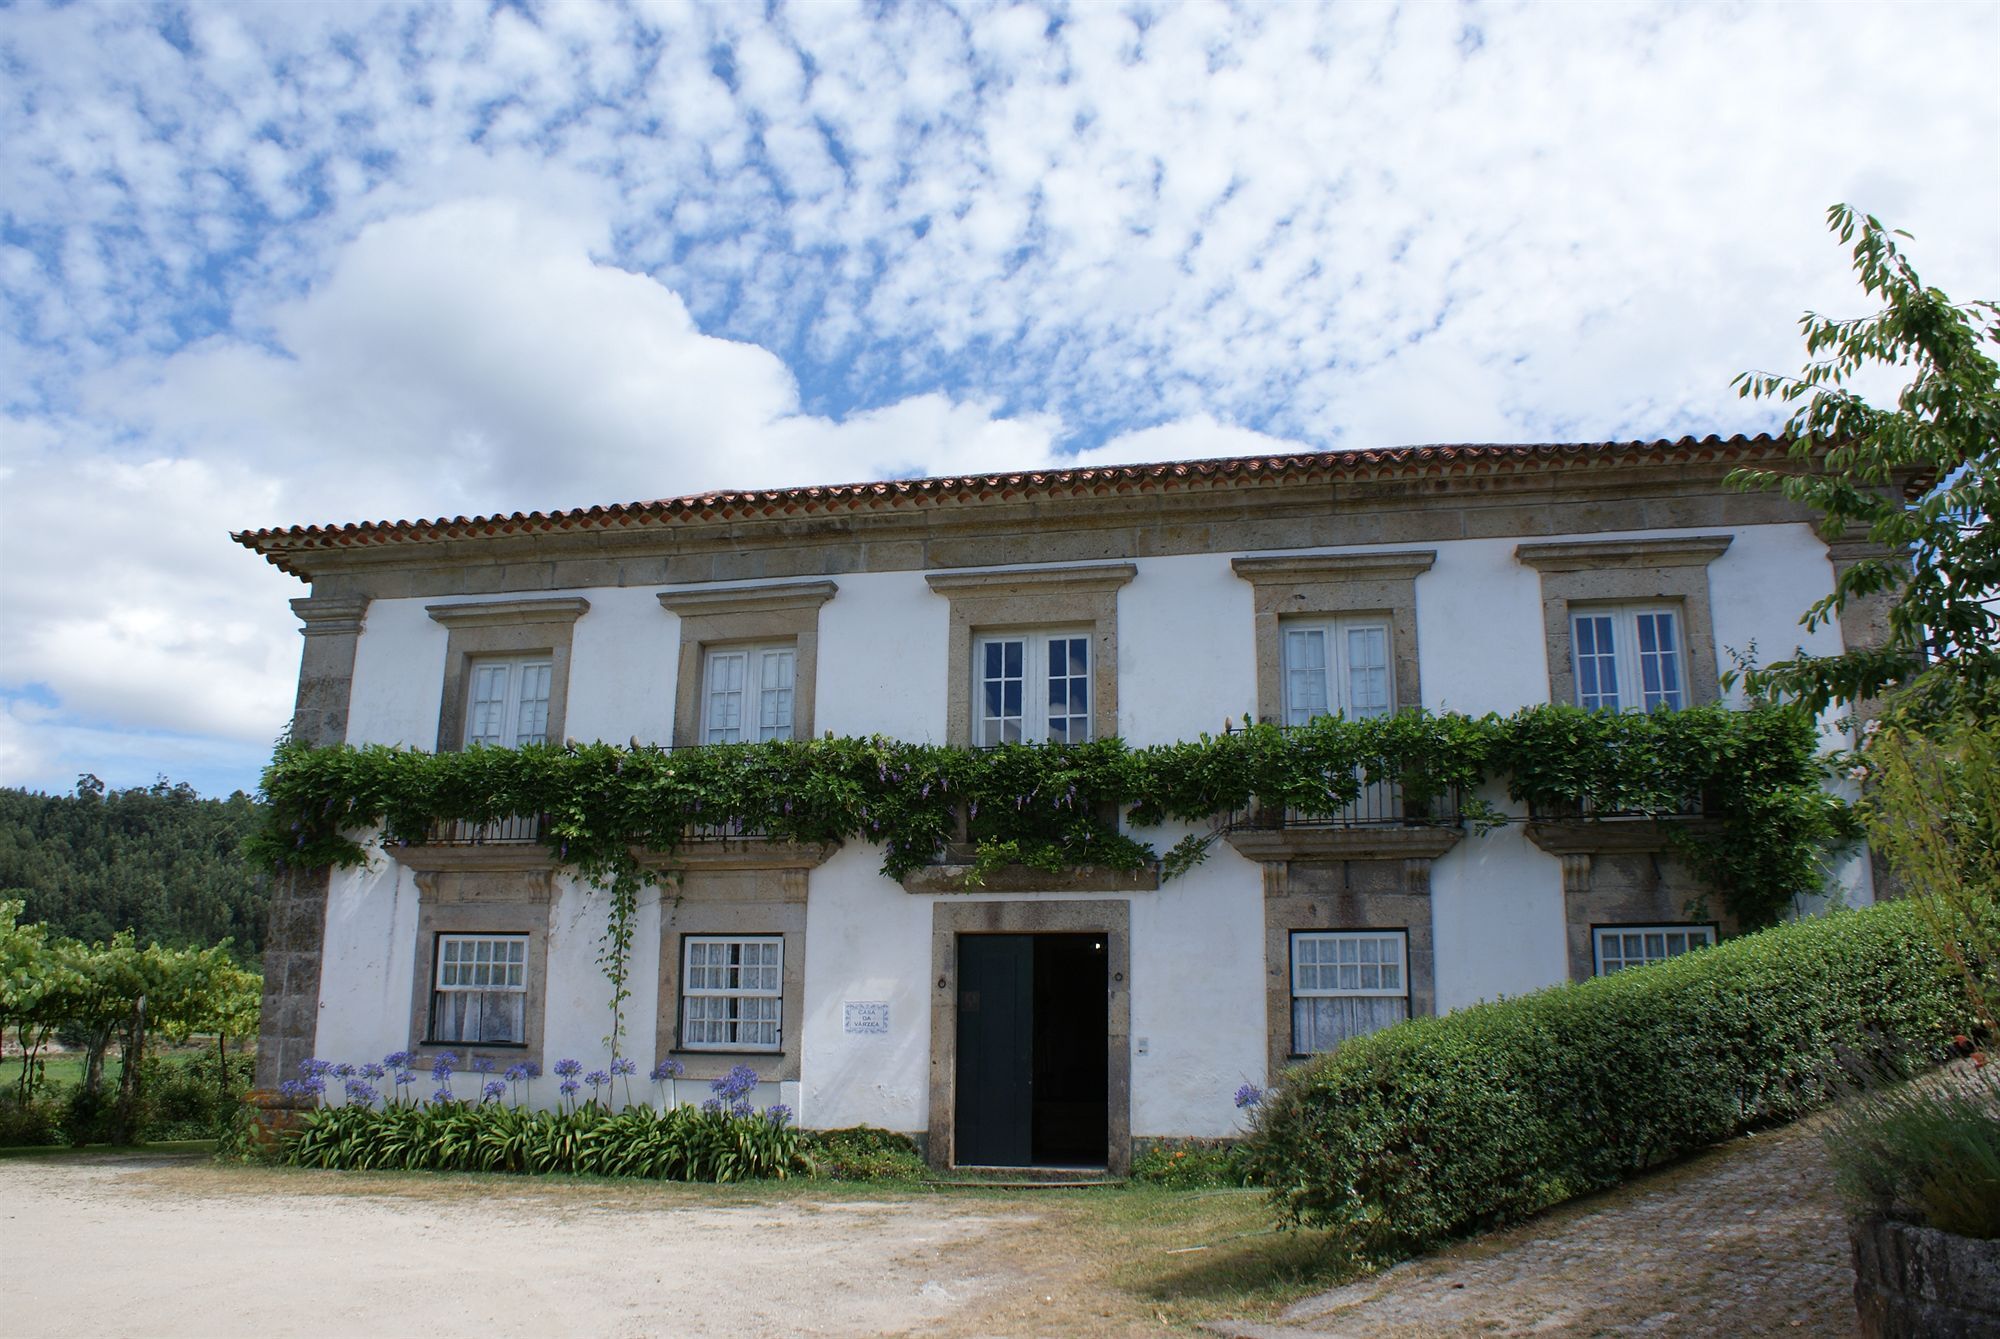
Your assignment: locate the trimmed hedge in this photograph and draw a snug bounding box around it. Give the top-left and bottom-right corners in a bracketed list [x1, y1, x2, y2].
[286, 1101, 803, 1182]
[1244, 901, 1970, 1256]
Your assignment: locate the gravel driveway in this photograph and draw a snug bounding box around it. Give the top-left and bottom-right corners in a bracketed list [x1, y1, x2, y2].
[0, 1155, 1030, 1338]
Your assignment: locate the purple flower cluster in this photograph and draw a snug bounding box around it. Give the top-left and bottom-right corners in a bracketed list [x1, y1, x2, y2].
[481, 1080, 507, 1103]
[608, 1057, 637, 1078]
[649, 1058, 684, 1083]
[711, 1064, 760, 1103]
[1233, 1083, 1264, 1110]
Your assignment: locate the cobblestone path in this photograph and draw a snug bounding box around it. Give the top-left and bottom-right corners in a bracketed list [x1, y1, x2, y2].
[1208, 1113, 1856, 1338]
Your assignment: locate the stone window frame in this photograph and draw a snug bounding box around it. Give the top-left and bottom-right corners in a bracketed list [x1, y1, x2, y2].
[1514, 536, 1732, 709]
[924, 563, 1136, 746]
[402, 866, 556, 1070]
[926, 898, 1132, 1176]
[1590, 920, 1720, 976]
[1287, 926, 1413, 1053]
[658, 581, 838, 748]
[652, 867, 809, 1084]
[427, 597, 591, 751]
[1260, 859, 1437, 1079]
[1231, 552, 1436, 725]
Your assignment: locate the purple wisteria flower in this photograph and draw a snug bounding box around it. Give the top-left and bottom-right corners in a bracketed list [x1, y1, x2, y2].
[1233, 1083, 1264, 1110]
[649, 1058, 684, 1083]
[481, 1080, 507, 1103]
[344, 1078, 380, 1106]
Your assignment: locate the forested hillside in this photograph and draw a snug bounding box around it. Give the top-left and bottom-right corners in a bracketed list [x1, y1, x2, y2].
[0, 778, 268, 962]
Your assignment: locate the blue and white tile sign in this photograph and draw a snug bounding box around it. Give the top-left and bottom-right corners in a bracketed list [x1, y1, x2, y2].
[843, 1001, 890, 1035]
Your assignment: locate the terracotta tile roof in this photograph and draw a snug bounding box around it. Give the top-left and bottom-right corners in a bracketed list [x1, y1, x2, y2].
[234, 433, 1795, 570]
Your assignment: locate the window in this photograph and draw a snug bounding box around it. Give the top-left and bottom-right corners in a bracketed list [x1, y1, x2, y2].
[1281, 617, 1394, 724]
[430, 934, 529, 1045]
[680, 936, 783, 1050]
[703, 644, 797, 743]
[974, 630, 1092, 744]
[1290, 930, 1409, 1053]
[1571, 605, 1685, 712]
[1594, 924, 1715, 974]
[464, 656, 553, 746]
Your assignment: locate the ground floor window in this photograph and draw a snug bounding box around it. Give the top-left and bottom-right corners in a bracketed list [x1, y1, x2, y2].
[1593, 923, 1717, 974]
[680, 935, 783, 1050]
[1290, 929, 1409, 1053]
[430, 933, 529, 1045]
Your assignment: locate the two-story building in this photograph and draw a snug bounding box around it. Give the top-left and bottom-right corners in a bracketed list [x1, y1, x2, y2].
[235, 434, 1885, 1172]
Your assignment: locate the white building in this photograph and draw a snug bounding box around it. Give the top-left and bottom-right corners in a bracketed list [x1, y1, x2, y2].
[236, 435, 1885, 1172]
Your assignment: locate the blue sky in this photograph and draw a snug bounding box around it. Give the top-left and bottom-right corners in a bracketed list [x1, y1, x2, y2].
[0, 0, 1995, 799]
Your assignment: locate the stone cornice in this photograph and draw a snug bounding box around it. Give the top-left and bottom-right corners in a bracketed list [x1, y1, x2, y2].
[1224, 825, 1464, 864]
[898, 860, 1160, 894]
[634, 840, 839, 873]
[387, 844, 556, 874]
[656, 580, 838, 616]
[291, 595, 369, 637]
[1514, 535, 1732, 572]
[1231, 550, 1437, 584]
[924, 562, 1138, 598]
[426, 596, 591, 627]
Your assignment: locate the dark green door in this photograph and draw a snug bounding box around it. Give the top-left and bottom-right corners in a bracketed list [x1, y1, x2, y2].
[955, 934, 1033, 1167]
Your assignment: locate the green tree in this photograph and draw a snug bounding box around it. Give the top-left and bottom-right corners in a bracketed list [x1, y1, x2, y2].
[1731, 204, 1999, 719]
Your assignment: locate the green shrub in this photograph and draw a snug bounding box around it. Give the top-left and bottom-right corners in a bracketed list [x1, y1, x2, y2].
[286, 1101, 804, 1182]
[1244, 901, 1969, 1259]
[1824, 1065, 2000, 1239]
[0, 1089, 67, 1146]
[800, 1125, 930, 1181]
[1130, 1139, 1255, 1189]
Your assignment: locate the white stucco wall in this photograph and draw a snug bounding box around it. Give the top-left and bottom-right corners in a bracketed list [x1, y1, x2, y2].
[312, 516, 1862, 1137]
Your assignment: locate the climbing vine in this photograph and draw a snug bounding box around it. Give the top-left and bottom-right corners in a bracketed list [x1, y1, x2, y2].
[249, 702, 1848, 932]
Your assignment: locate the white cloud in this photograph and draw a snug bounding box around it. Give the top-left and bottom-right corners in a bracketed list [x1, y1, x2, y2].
[0, 0, 1994, 793]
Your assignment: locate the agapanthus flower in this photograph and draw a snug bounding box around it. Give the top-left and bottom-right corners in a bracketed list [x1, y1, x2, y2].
[432, 1087, 456, 1104]
[764, 1104, 793, 1126]
[559, 1078, 581, 1097]
[554, 1058, 583, 1078]
[649, 1059, 684, 1083]
[361, 1063, 387, 1080]
[278, 1079, 308, 1099]
[700, 1097, 723, 1114]
[710, 1064, 760, 1103]
[1233, 1083, 1264, 1109]
[393, 1069, 416, 1088]
[481, 1080, 506, 1102]
[504, 1062, 535, 1082]
[729, 1099, 754, 1119]
[383, 1050, 412, 1069]
[430, 1056, 456, 1083]
[585, 1070, 610, 1089]
[472, 1056, 496, 1075]
[332, 1062, 355, 1079]
[344, 1078, 380, 1106]
[609, 1057, 637, 1077]
[302, 1075, 327, 1097]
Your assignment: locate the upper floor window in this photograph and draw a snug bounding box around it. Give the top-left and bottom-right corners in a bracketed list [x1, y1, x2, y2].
[1571, 605, 1684, 712]
[976, 630, 1091, 745]
[704, 644, 797, 743]
[1282, 617, 1394, 724]
[465, 656, 553, 746]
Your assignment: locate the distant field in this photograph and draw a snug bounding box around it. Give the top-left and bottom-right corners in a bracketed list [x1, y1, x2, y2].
[4, 1042, 249, 1092]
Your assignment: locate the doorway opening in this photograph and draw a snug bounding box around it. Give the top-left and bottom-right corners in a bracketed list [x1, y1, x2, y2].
[953, 932, 1109, 1168]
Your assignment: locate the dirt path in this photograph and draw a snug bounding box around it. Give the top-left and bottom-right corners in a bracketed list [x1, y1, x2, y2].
[0, 1155, 1036, 1338]
[1205, 1113, 1856, 1338]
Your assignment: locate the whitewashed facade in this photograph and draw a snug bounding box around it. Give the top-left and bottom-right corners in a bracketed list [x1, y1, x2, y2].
[239, 436, 1886, 1170]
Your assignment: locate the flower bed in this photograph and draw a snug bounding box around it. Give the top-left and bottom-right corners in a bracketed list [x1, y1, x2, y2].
[277, 1053, 800, 1182]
